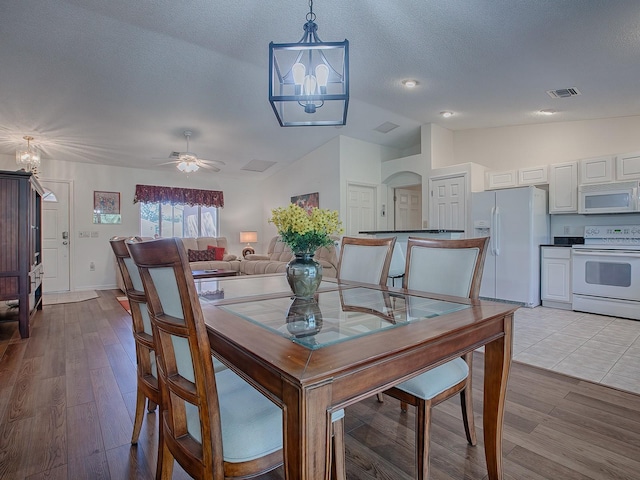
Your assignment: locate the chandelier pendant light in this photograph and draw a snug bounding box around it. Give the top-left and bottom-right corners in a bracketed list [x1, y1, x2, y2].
[269, 0, 349, 127]
[16, 135, 41, 174]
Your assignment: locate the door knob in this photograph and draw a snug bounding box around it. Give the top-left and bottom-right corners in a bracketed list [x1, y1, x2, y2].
[62, 241, 69, 245]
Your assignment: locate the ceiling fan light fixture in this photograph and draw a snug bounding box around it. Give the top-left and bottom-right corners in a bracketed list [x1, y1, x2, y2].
[269, 0, 349, 126]
[177, 160, 199, 173]
[175, 131, 200, 173]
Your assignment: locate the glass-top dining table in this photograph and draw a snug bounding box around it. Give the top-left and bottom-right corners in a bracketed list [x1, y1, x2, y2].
[197, 273, 517, 480]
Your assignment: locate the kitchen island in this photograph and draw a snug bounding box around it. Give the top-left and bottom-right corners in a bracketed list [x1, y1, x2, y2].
[359, 230, 466, 283]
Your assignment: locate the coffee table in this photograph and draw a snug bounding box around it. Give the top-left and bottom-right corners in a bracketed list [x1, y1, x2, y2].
[191, 269, 238, 279]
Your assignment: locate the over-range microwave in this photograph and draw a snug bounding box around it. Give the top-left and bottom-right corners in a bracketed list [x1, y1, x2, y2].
[578, 180, 640, 214]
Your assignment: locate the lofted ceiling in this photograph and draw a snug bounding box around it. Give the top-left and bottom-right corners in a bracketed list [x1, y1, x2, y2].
[1, 0, 640, 178]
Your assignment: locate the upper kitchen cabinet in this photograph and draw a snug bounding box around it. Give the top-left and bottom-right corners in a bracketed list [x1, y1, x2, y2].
[485, 166, 548, 189]
[549, 161, 578, 214]
[579, 156, 614, 184]
[616, 152, 640, 181]
[486, 170, 517, 189]
[518, 165, 549, 186]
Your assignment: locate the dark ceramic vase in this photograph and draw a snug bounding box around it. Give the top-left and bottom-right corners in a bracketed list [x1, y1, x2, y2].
[286, 253, 323, 299]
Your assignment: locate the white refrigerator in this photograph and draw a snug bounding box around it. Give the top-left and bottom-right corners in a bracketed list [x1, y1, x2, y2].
[471, 186, 549, 307]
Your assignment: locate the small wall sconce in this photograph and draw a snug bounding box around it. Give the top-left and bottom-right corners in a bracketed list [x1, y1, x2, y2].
[240, 231, 258, 258]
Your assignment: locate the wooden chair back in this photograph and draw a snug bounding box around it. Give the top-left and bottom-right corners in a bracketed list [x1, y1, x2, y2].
[403, 236, 489, 299]
[126, 237, 284, 479]
[109, 236, 159, 414]
[337, 236, 397, 286]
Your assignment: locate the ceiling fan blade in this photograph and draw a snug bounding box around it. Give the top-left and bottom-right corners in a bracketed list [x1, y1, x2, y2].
[155, 160, 178, 166]
[199, 163, 220, 172]
[198, 158, 226, 166]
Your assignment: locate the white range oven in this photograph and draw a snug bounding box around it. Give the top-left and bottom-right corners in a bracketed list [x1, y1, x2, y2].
[572, 225, 640, 320]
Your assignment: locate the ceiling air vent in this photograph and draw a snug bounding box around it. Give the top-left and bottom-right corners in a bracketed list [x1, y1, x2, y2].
[546, 87, 581, 99]
[374, 122, 399, 134]
[241, 159, 277, 172]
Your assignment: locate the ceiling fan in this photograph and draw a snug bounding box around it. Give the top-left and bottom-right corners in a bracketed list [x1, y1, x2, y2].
[156, 130, 225, 173]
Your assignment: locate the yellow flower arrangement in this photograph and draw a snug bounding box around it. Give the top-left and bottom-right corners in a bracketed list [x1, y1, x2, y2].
[269, 204, 343, 254]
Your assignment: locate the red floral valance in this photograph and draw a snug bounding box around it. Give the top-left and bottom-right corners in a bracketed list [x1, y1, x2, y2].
[133, 184, 224, 208]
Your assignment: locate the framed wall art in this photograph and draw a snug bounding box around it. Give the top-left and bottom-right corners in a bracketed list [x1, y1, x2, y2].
[291, 192, 319, 213]
[93, 190, 122, 224]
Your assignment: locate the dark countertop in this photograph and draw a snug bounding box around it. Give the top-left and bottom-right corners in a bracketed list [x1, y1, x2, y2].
[541, 236, 585, 247]
[359, 229, 465, 234]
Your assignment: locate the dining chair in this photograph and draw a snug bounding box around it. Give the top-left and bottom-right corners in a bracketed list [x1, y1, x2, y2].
[126, 237, 346, 480]
[379, 236, 490, 480]
[337, 235, 396, 402]
[337, 236, 397, 285]
[109, 236, 161, 446]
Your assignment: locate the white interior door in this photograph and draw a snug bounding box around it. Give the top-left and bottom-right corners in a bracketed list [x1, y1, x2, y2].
[429, 176, 466, 230]
[395, 188, 422, 230]
[41, 180, 71, 293]
[346, 183, 377, 235]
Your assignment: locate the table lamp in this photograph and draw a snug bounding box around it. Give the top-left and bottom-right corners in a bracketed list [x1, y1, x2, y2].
[240, 231, 258, 258]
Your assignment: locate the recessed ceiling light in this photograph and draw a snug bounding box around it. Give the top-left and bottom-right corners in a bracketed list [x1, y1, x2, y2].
[538, 109, 557, 115]
[440, 111, 454, 118]
[402, 79, 419, 88]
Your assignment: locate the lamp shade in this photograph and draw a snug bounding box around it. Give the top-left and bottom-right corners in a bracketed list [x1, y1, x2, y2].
[240, 231, 258, 243]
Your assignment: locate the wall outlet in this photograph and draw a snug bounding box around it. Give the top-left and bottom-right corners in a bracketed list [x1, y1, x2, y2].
[79, 231, 90, 238]
[89, 262, 95, 271]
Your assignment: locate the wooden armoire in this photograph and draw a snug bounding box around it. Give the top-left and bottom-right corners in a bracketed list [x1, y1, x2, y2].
[0, 170, 44, 338]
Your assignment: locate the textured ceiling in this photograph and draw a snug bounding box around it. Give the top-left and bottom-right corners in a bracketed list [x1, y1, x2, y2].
[1, 0, 640, 178]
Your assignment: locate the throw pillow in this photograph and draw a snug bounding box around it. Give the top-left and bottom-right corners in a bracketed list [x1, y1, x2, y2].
[188, 249, 217, 262]
[207, 245, 225, 261]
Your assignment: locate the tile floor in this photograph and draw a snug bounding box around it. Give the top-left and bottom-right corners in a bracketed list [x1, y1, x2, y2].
[512, 306, 640, 395]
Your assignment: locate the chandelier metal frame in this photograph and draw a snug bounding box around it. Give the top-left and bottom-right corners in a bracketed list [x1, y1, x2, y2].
[269, 0, 349, 127]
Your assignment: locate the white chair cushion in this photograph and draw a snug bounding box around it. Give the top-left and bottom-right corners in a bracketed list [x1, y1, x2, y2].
[339, 244, 389, 283]
[215, 368, 285, 462]
[184, 362, 342, 462]
[394, 357, 468, 400]
[406, 247, 479, 298]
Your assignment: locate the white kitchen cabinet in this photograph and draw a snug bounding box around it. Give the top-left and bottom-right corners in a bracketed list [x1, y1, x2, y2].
[549, 162, 578, 214]
[579, 156, 614, 184]
[615, 152, 640, 181]
[541, 247, 572, 309]
[518, 165, 549, 185]
[485, 170, 517, 189]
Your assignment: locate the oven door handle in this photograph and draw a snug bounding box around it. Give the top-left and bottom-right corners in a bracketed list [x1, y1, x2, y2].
[572, 250, 640, 258]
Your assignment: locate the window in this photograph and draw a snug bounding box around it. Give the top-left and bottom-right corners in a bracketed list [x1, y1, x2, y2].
[140, 202, 219, 238]
[134, 184, 224, 238]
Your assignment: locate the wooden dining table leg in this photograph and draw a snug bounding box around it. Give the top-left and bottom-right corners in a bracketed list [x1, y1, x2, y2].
[482, 313, 513, 480]
[282, 379, 333, 480]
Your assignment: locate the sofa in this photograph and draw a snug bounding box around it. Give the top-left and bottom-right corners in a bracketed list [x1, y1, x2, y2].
[180, 237, 241, 272]
[239, 236, 339, 277]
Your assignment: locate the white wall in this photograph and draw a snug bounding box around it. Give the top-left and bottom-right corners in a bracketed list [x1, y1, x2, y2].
[447, 116, 640, 238]
[0, 154, 261, 290]
[452, 115, 640, 170]
[339, 136, 396, 231]
[261, 137, 341, 243]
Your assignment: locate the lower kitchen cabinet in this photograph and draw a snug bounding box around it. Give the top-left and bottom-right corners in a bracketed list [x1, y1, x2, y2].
[541, 246, 572, 310]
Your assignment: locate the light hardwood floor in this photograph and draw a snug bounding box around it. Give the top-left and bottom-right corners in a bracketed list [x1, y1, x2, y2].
[0, 290, 639, 479]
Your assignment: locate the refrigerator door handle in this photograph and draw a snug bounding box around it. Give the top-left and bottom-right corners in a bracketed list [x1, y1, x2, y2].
[490, 206, 496, 255]
[494, 207, 501, 256]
